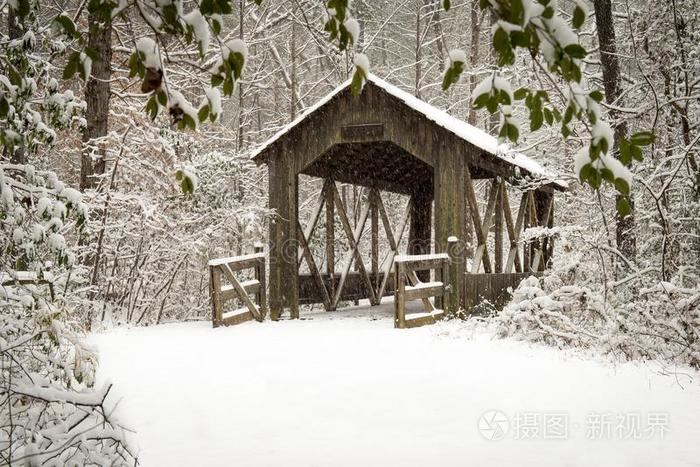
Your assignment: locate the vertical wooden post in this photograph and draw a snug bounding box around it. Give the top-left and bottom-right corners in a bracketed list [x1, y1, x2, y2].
[394, 260, 406, 328]
[210, 266, 222, 327]
[408, 186, 432, 281]
[325, 179, 336, 310]
[370, 189, 379, 293]
[256, 255, 268, 320]
[523, 191, 532, 272]
[546, 196, 555, 266]
[446, 236, 459, 316]
[268, 152, 299, 320]
[434, 139, 467, 311]
[535, 189, 553, 271]
[494, 181, 504, 273]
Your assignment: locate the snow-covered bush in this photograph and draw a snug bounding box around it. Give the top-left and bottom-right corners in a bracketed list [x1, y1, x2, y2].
[498, 229, 700, 369]
[0, 165, 135, 464]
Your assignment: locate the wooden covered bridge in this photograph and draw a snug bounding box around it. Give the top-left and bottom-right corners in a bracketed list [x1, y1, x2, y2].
[209, 74, 566, 328]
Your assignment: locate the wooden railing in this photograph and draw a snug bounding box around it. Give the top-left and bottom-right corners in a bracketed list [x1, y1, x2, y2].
[209, 253, 267, 327]
[393, 253, 450, 329]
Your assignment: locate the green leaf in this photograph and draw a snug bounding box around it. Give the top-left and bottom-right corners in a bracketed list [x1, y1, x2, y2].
[543, 108, 553, 125]
[601, 167, 614, 183]
[223, 77, 234, 96]
[629, 131, 655, 146]
[615, 178, 630, 195]
[486, 96, 498, 113]
[619, 138, 632, 165]
[514, 88, 528, 100]
[579, 163, 593, 182]
[631, 144, 643, 162]
[493, 27, 515, 65]
[211, 74, 224, 87]
[552, 108, 562, 122]
[146, 95, 159, 120]
[564, 105, 574, 124]
[157, 90, 168, 106]
[530, 109, 543, 131]
[54, 14, 80, 39]
[0, 97, 8, 118]
[572, 5, 586, 29]
[442, 61, 464, 91]
[589, 90, 604, 102]
[564, 44, 587, 59]
[443, 0, 451, 11]
[473, 93, 489, 109]
[507, 123, 519, 142]
[63, 53, 79, 80]
[498, 89, 511, 105]
[351, 68, 366, 96]
[509, 0, 524, 25]
[616, 196, 631, 217]
[198, 104, 210, 122]
[229, 51, 246, 80]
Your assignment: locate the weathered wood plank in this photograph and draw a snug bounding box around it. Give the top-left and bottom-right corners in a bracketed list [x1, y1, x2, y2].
[394, 261, 407, 328]
[325, 178, 336, 309]
[377, 197, 411, 301]
[405, 269, 434, 311]
[464, 167, 492, 274]
[463, 272, 541, 310]
[331, 183, 378, 308]
[210, 265, 223, 327]
[220, 263, 262, 322]
[297, 221, 332, 310]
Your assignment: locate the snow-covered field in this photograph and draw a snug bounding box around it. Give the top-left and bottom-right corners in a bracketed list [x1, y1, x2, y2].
[93, 305, 700, 467]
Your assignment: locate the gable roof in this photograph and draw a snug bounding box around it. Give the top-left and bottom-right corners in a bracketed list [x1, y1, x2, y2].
[251, 73, 567, 190]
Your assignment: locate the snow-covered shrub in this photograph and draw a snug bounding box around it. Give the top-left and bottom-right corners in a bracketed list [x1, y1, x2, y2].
[497, 230, 700, 369]
[0, 164, 135, 464]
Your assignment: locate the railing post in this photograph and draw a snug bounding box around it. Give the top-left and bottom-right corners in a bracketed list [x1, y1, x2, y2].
[446, 236, 459, 316]
[210, 265, 222, 327]
[394, 261, 406, 328]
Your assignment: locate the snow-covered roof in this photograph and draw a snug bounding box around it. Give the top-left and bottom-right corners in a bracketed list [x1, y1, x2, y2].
[251, 73, 566, 189]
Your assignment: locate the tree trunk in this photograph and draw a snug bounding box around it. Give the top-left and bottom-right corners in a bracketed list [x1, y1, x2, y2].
[8, 7, 25, 164]
[81, 13, 112, 190]
[237, 0, 245, 150]
[467, 0, 481, 125]
[414, 0, 422, 99]
[593, 0, 636, 262]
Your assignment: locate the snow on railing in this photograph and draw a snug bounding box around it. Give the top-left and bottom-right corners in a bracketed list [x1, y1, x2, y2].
[394, 253, 449, 329]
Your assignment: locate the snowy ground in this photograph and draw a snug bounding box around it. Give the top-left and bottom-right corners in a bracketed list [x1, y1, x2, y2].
[93, 303, 700, 467]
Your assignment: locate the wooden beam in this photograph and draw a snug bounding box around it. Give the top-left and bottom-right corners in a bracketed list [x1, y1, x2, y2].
[220, 263, 262, 321]
[504, 191, 527, 273]
[405, 269, 434, 311]
[464, 167, 492, 273]
[494, 180, 504, 273]
[297, 180, 328, 265]
[376, 196, 411, 300]
[325, 178, 335, 309]
[210, 265, 223, 327]
[297, 221, 332, 310]
[471, 178, 499, 273]
[394, 261, 406, 328]
[370, 189, 379, 292]
[331, 184, 378, 308]
[268, 154, 298, 320]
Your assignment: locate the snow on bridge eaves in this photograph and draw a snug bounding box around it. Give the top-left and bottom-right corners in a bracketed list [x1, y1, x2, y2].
[250, 73, 567, 190]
